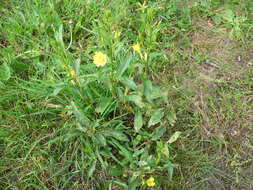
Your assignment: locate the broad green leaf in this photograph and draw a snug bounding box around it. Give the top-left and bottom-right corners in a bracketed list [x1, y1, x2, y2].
[128, 178, 139, 190]
[167, 112, 177, 126]
[116, 87, 124, 100]
[168, 131, 182, 144]
[144, 80, 153, 103]
[152, 125, 167, 140]
[150, 86, 168, 103]
[70, 101, 90, 128]
[88, 160, 97, 178]
[117, 55, 132, 78]
[133, 135, 142, 147]
[148, 108, 164, 127]
[104, 130, 129, 142]
[164, 162, 178, 180]
[156, 141, 170, 158]
[95, 97, 114, 115]
[109, 167, 124, 177]
[0, 63, 11, 81]
[120, 77, 137, 90]
[126, 94, 144, 108]
[134, 111, 143, 132]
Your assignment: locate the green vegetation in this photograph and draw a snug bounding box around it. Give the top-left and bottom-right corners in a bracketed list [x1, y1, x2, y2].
[0, 0, 252, 189]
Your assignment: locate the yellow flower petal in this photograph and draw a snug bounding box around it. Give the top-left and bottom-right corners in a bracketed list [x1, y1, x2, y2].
[146, 177, 156, 187]
[132, 43, 141, 54]
[93, 51, 107, 67]
[132, 43, 144, 59]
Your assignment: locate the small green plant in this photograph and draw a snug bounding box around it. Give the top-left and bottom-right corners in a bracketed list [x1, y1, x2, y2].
[46, 28, 179, 188]
[214, 9, 247, 41]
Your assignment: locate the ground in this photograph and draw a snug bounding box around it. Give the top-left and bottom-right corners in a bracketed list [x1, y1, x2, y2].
[0, 0, 252, 190]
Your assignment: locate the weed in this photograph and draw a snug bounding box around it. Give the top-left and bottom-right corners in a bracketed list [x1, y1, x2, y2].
[0, 0, 253, 189]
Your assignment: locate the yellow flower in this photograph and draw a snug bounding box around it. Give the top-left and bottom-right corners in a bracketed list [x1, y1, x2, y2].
[69, 69, 77, 78]
[146, 177, 156, 187]
[93, 51, 107, 67]
[132, 43, 141, 54]
[132, 42, 144, 59]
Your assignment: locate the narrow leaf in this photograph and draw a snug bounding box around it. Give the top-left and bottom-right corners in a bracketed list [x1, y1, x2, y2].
[104, 130, 129, 142]
[117, 55, 132, 77]
[73, 57, 81, 75]
[134, 111, 143, 132]
[88, 160, 97, 178]
[144, 80, 153, 103]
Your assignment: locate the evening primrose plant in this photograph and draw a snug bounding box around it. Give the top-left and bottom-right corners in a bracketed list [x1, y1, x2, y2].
[42, 34, 177, 188]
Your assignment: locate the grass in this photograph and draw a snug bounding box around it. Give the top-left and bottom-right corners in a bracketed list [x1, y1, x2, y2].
[0, 0, 253, 189]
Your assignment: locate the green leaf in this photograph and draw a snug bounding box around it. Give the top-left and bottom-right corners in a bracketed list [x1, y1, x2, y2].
[116, 87, 124, 100]
[150, 86, 168, 103]
[134, 111, 143, 132]
[104, 130, 129, 142]
[148, 109, 164, 127]
[0, 81, 5, 88]
[109, 167, 123, 177]
[168, 131, 182, 144]
[144, 80, 153, 103]
[95, 133, 107, 147]
[88, 160, 97, 178]
[167, 112, 177, 126]
[70, 101, 90, 128]
[50, 82, 65, 96]
[73, 57, 81, 75]
[126, 94, 144, 108]
[54, 24, 64, 48]
[117, 55, 132, 78]
[110, 139, 133, 160]
[223, 9, 234, 22]
[164, 162, 177, 180]
[128, 178, 139, 190]
[113, 180, 128, 188]
[152, 125, 167, 140]
[0, 63, 11, 81]
[95, 97, 114, 115]
[120, 77, 138, 90]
